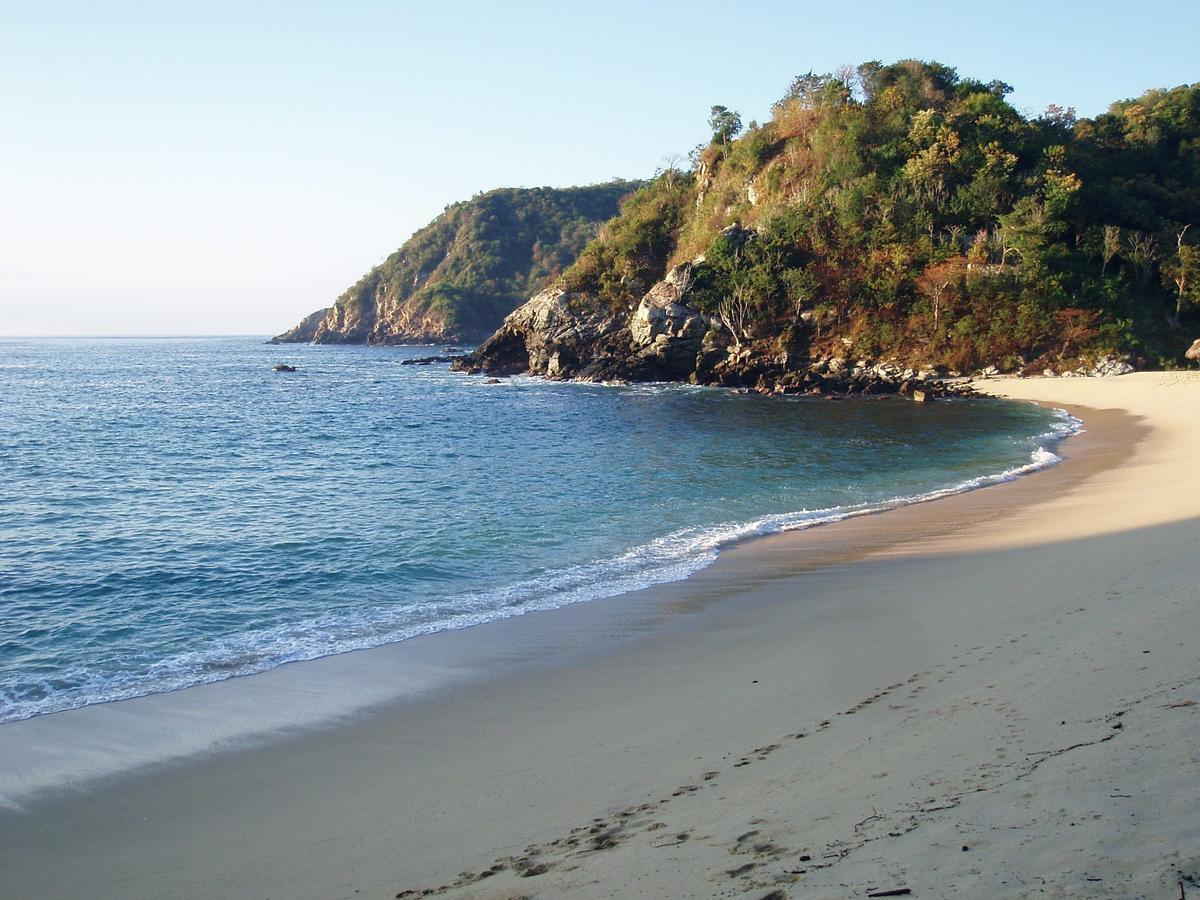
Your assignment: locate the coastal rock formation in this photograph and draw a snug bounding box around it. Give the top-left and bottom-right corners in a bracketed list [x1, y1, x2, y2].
[1187, 339, 1200, 361]
[272, 307, 329, 344]
[399, 355, 464, 366]
[457, 288, 628, 379]
[625, 265, 714, 380]
[454, 266, 973, 398]
[271, 182, 637, 346]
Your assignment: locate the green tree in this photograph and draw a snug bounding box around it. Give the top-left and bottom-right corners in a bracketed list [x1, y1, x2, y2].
[1162, 225, 1200, 323]
[708, 105, 743, 148]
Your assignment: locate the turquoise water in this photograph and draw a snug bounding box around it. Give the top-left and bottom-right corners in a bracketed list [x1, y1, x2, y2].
[0, 337, 1075, 724]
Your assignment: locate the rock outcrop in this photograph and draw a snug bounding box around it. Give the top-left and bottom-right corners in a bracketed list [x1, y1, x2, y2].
[1041, 355, 1137, 378]
[454, 289, 629, 379]
[271, 307, 329, 344]
[454, 266, 974, 399]
[1186, 338, 1200, 361]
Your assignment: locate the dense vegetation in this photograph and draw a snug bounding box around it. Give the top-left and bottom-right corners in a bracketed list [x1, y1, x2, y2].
[561, 61, 1200, 371]
[276, 181, 638, 344]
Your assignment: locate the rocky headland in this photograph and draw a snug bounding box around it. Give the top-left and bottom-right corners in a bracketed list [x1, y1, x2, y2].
[459, 61, 1200, 386]
[452, 258, 1148, 397]
[271, 182, 638, 346]
[456, 262, 991, 399]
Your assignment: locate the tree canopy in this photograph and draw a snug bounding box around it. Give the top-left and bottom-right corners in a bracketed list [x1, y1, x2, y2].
[562, 61, 1200, 371]
[708, 105, 743, 146]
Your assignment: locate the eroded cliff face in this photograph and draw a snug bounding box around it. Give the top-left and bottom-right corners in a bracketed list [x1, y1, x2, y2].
[288, 276, 491, 345]
[308, 289, 377, 344]
[453, 264, 971, 397]
[271, 274, 494, 347]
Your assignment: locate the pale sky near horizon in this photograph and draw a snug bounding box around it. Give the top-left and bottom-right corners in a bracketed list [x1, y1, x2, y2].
[3, 0, 1198, 337]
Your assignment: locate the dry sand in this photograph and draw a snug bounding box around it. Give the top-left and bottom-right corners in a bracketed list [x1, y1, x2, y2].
[1, 372, 1197, 899]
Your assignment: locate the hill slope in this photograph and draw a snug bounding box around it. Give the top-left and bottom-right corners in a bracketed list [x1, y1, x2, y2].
[273, 181, 638, 345]
[459, 60, 1200, 389]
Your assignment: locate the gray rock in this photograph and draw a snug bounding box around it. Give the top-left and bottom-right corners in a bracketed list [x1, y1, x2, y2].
[629, 266, 710, 350]
[1086, 355, 1135, 377]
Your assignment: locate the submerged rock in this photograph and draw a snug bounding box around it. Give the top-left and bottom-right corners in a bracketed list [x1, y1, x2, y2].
[272, 364, 298, 373]
[399, 355, 463, 366]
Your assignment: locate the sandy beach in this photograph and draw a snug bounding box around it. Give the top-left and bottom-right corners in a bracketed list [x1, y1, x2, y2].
[1, 371, 1198, 899]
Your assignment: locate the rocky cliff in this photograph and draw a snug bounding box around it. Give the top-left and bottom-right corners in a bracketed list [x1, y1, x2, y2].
[272, 181, 638, 345]
[453, 262, 974, 397]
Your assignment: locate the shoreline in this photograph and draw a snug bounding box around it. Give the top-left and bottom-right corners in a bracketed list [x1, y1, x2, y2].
[2, 372, 1198, 898]
[0, 394, 1076, 798]
[0, 389, 1073, 732]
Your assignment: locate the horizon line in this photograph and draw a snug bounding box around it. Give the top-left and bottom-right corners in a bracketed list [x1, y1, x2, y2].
[0, 333, 274, 340]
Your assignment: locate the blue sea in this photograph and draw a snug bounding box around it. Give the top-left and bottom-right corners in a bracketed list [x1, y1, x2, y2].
[0, 337, 1077, 724]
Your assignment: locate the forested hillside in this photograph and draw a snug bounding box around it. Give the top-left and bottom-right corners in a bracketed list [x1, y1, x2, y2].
[522, 60, 1200, 376]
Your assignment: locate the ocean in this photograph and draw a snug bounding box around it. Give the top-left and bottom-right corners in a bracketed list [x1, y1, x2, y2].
[0, 337, 1077, 724]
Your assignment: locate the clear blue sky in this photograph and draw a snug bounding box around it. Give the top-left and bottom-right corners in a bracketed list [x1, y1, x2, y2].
[2, 0, 1197, 336]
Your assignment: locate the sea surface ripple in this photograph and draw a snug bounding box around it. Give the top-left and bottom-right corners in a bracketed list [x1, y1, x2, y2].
[0, 337, 1075, 723]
